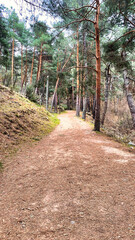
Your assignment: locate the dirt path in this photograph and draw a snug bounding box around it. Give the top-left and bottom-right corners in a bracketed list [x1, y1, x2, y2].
[0, 111, 135, 240]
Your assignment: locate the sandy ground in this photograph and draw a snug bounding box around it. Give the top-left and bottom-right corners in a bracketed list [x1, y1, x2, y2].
[0, 111, 135, 240]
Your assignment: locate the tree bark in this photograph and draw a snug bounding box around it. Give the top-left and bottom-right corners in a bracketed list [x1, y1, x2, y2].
[37, 43, 43, 83]
[36, 55, 40, 83]
[21, 47, 27, 91]
[21, 44, 23, 88]
[11, 38, 14, 88]
[51, 50, 74, 111]
[82, 31, 87, 120]
[54, 92, 57, 113]
[92, 95, 96, 119]
[72, 78, 75, 109]
[124, 69, 135, 128]
[76, 26, 80, 117]
[46, 76, 49, 110]
[66, 87, 70, 110]
[101, 65, 111, 125]
[94, 0, 101, 131]
[30, 47, 35, 84]
[24, 47, 28, 87]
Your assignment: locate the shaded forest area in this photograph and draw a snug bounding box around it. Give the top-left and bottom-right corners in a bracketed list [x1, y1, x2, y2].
[0, 0, 135, 143]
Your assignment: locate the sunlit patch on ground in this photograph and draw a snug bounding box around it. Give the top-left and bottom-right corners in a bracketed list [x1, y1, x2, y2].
[102, 146, 134, 158]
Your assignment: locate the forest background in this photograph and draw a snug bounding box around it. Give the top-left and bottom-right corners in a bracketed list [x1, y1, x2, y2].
[0, 0, 135, 143]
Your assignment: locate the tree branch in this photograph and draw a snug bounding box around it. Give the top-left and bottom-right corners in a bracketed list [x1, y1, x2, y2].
[118, 2, 135, 27]
[114, 30, 135, 43]
[64, 5, 96, 13]
[23, 0, 47, 12]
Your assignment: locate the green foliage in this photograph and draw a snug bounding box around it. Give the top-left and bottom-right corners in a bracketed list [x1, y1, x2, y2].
[26, 85, 39, 103]
[59, 104, 68, 111]
[0, 5, 10, 67]
[103, 41, 120, 54]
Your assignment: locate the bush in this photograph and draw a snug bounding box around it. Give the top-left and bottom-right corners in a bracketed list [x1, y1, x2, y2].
[26, 85, 39, 103]
[59, 104, 68, 111]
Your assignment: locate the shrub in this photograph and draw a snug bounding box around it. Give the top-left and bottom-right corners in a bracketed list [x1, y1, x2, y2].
[26, 85, 39, 103]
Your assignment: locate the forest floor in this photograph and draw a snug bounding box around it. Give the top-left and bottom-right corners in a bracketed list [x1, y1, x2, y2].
[0, 111, 135, 240]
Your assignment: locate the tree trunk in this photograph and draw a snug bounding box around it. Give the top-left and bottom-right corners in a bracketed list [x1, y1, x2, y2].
[82, 95, 87, 119]
[94, 0, 101, 131]
[93, 95, 96, 119]
[21, 47, 27, 91]
[11, 38, 14, 88]
[24, 48, 28, 87]
[46, 76, 49, 110]
[37, 43, 43, 83]
[51, 50, 74, 111]
[87, 96, 91, 112]
[80, 61, 83, 111]
[36, 56, 40, 83]
[124, 69, 135, 128]
[21, 44, 23, 88]
[76, 26, 80, 117]
[41, 78, 46, 105]
[101, 65, 111, 125]
[54, 92, 57, 113]
[82, 31, 87, 120]
[30, 47, 35, 84]
[66, 88, 70, 110]
[58, 95, 61, 114]
[51, 76, 59, 111]
[72, 78, 74, 109]
[51, 59, 60, 111]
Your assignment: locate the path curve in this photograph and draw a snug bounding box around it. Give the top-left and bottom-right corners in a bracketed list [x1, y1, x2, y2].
[0, 111, 135, 240]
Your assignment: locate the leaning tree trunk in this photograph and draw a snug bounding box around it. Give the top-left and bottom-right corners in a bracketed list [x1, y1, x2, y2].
[30, 47, 35, 84]
[94, 0, 101, 131]
[51, 50, 74, 111]
[76, 26, 80, 117]
[51, 60, 60, 111]
[11, 38, 14, 88]
[101, 65, 111, 125]
[124, 69, 135, 128]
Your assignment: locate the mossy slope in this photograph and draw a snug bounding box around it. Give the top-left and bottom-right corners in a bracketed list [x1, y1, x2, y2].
[0, 84, 59, 159]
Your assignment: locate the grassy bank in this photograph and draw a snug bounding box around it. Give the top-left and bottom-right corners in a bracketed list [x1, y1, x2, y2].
[0, 84, 60, 167]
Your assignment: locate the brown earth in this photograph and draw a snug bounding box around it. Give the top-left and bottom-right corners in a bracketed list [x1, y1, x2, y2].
[0, 111, 135, 240]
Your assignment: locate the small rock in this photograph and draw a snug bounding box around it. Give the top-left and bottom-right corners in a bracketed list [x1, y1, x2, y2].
[70, 221, 75, 225]
[128, 141, 135, 146]
[63, 233, 68, 236]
